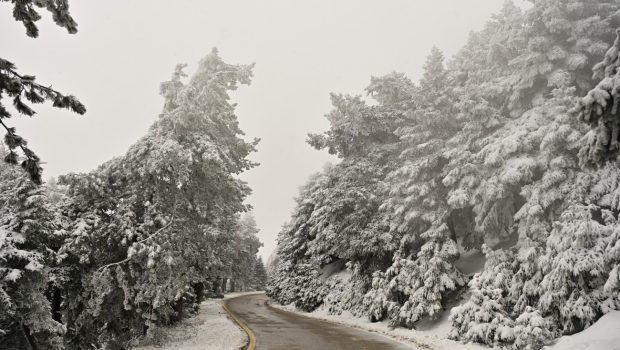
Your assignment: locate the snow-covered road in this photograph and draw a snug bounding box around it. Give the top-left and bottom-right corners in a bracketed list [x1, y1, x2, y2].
[225, 293, 414, 350]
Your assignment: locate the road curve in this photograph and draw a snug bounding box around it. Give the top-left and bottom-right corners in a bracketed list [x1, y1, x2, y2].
[225, 293, 413, 350]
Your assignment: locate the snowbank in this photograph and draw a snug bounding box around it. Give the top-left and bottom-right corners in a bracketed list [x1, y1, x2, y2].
[272, 298, 620, 350]
[545, 311, 620, 350]
[133, 297, 247, 350]
[270, 301, 486, 350]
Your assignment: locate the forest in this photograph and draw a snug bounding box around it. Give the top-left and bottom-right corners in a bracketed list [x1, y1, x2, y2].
[268, 0, 620, 349]
[4, 0, 620, 349]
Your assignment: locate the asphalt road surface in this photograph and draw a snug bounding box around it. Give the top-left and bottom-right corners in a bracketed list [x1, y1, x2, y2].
[225, 293, 413, 350]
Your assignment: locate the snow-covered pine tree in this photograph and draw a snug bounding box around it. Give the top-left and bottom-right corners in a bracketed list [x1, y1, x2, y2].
[448, 85, 588, 349]
[223, 213, 262, 292]
[574, 28, 620, 166]
[448, 2, 620, 345]
[271, 72, 412, 313]
[0, 151, 63, 350]
[449, 245, 518, 347]
[56, 49, 258, 349]
[268, 170, 331, 310]
[508, 0, 617, 111]
[372, 47, 465, 327]
[252, 256, 268, 291]
[443, 3, 525, 250]
[538, 205, 610, 334]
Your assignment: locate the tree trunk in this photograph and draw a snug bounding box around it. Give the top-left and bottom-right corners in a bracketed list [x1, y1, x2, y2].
[21, 323, 38, 350]
[193, 282, 205, 303]
[446, 212, 458, 242]
[213, 277, 220, 294]
[174, 298, 184, 322]
[50, 287, 62, 323]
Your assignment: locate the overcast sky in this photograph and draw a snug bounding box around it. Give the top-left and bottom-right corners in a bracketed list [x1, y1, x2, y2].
[1, 0, 526, 261]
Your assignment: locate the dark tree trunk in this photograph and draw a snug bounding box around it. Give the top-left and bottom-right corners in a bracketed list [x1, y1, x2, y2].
[174, 298, 184, 322]
[446, 212, 458, 243]
[21, 323, 38, 350]
[193, 282, 205, 303]
[50, 287, 62, 323]
[212, 277, 220, 294]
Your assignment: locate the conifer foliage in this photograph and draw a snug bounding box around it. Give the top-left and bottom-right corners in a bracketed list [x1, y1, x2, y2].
[269, 1, 620, 349]
[53, 49, 259, 349]
[574, 28, 620, 166]
[1, 0, 85, 184]
[0, 49, 262, 348]
[253, 256, 268, 291]
[0, 151, 63, 350]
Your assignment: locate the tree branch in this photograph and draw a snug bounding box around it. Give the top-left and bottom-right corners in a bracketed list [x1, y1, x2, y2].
[136, 213, 175, 244]
[0, 118, 37, 164]
[97, 214, 175, 276]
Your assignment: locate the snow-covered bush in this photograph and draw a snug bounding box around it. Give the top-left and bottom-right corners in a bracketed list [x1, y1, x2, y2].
[512, 307, 555, 350]
[449, 246, 518, 348]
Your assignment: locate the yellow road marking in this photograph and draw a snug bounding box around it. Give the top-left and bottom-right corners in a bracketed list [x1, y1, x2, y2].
[221, 299, 256, 350]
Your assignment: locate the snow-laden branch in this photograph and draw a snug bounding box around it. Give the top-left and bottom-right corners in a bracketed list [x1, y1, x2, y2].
[97, 214, 175, 276]
[136, 213, 175, 245]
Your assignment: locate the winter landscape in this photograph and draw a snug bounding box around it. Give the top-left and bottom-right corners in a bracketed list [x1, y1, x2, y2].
[3, 0, 620, 349]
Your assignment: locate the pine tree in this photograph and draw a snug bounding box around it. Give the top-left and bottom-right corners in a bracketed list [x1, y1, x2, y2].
[449, 246, 518, 348]
[0, 150, 63, 350]
[538, 205, 609, 333]
[56, 49, 258, 348]
[270, 70, 413, 313]
[253, 256, 268, 291]
[221, 214, 262, 292]
[508, 0, 616, 110]
[573, 28, 620, 166]
[374, 47, 465, 327]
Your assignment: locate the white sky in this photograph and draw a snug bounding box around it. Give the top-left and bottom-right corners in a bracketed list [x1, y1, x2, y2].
[1, 0, 525, 261]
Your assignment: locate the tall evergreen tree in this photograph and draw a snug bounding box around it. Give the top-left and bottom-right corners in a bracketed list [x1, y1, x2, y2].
[253, 256, 268, 291]
[0, 149, 63, 350]
[372, 47, 465, 327]
[574, 28, 620, 166]
[56, 49, 258, 349]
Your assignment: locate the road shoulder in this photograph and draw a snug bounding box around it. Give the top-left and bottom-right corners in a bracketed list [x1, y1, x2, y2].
[268, 301, 485, 350]
[132, 296, 248, 350]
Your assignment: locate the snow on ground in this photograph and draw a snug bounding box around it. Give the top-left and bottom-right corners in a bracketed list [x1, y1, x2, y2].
[544, 311, 620, 350]
[270, 301, 485, 350]
[133, 295, 248, 350]
[271, 299, 620, 350]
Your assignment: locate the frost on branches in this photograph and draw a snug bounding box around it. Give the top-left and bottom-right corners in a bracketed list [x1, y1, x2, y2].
[41, 49, 261, 349]
[0, 153, 64, 350]
[574, 28, 620, 166]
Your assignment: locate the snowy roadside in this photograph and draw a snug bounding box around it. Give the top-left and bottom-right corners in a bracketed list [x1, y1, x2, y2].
[132, 294, 252, 350]
[269, 302, 485, 350]
[270, 301, 620, 350]
[543, 311, 620, 350]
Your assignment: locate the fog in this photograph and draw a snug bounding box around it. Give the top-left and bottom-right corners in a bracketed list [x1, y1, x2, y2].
[1, 0, 526, 260]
